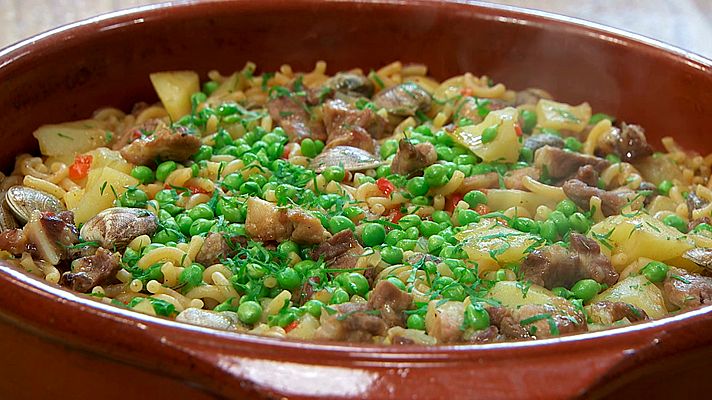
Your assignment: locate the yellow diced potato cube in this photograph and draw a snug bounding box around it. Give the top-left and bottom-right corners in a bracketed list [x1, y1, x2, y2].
[86, 147, 133, 175]
[150, 71, 200, 121]
[536, 99, 591, 133]
[593, 275, 666, 319]
[449, 107, 520, 163]
[74, 167, 138, 224]
[486, 280, 554, 308]
[456, 219, 543, 265]
[33, 120, 110, 157]
[63, 188, 84, 210]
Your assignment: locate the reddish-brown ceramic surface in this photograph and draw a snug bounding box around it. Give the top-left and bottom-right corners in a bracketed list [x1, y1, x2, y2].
[0, 1, 710, 399]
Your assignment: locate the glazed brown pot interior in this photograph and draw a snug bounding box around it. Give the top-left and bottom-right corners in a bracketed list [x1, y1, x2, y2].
[0, 1, 711, 399]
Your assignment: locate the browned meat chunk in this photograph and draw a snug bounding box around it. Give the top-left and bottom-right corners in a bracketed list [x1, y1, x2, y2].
[586, 301, 649, 325]
[311, 230, 363, 270]
[372, 82, 431, 117]
[687, 192, 708, 219]
[60, 247, 120, 293]
[515, 88, 553, 106]
[458, 172, 500, 192]
[596, 123, 652, 163]
[322, 99, 386, 153]
[523, 133, 564, 153]
[503, 167, 540, 190]
[534, 145, 609, 181]
[574, 165, 600, 187]
[0, 229, 28, 255]
[520, 233, 619, 289]
[486, 306, 531, 340]
[267, 96, 326, 142]
[663, 267, 712, 309]
[467, 326, 501, 343]
[315, 302, 387, 342]
[195, 232, 233, 266]
[24, 211, 79, 265]
[513, 299, 587, 338]
[120, 125, 200, 166]
[322, 72, 374, 98]
[294, 276, 321, 306]
[390, 139, 437, 176]
[562, 179, 632, 216]
[111, 118, 162, 151]
[366, 280, 413, 327]
[245, 198, 327, 245]
[287, 208, 329, 245]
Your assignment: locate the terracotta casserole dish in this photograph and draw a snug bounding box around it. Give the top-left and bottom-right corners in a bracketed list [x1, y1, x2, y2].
[0, 1, 710, 399]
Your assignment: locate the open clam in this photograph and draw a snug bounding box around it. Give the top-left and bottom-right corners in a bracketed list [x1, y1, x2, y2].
[682, 247, 712, 271]
[5, 186, 64, 225]
[80, 207, 158, 249]
[310, 145, 385, 173]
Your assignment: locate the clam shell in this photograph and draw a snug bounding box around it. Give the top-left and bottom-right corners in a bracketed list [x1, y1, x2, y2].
[80, 207, 158, 249]
[682, 247, 712, 271]
[6, 186, 64, 224]
[310, 145, 385, 173]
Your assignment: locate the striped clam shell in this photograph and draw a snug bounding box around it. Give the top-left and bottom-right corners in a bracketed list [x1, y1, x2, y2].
[80, 207, 158, 249]
[5, 186, 64, 225]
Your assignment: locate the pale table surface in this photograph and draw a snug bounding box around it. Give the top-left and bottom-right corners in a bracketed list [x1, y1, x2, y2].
[0, 0, 711, 57]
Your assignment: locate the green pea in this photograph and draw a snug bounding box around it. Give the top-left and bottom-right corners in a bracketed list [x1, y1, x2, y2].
[179, 263, 204, 289]
[266, 142, 284, 160]
[404, 226, 420, 240]
[176, 214, 193, 235]
[435, 145, 455, 162]
[152, 229, 182, 244]
[481, 124, 499, 144]
[663, 214, 687, 233]
[237, 301, 263, 324]
[412, 196, 430, 206]
[494, 269, 507, 282]
[385, 229, 406, 246]
[571, 279, 602, 302]
[323, 166, 346, 182]
[512, 217, 538, 233]
[361, 223, 387, 246]
[454, 154, 477, 166]
[407, 314, 426, 330]
[188, 204, 214, 220]
[381, 246, 404, 264]
[539, 220, 558, 242]
[380, 139, 399, 159]
[693, 223, 712, 234]
[203, 81, 219, 96]
[396, 239, 417, 251]
[464, 303, 490, 330]
[156, 161, 177, 182]
[431, 210, 450, 224]
[385, 276, 407, 291]
[641, 261, 669, 283]
[246, 263, 267, 279]
[330, 288, 350, 304]
[338, 272, 370, 296]
[303, 299, 324, 318]
[435, 130, 454, 146]
[453, 266, 476, 284]
[547, 210, 570, 236]
[328, 215, 355, 234]
[314, 140, 325, 154]
[658, 180, 673, 196]
[293, 260, 317, 276]
[519, 110, 537, 134]
[406, 176, 430, 196]
[193, 145, 213, 162]
[463, 190, 487, 208]
[300, 138, 317, 158]
[221, 173, 244, 191]
[399, 214, 422, 229]
[457, 209, 481, 226]
[569, 212, 591, 233]
[563, 137, 583, 152]
[424, 164, 448, 187]
[418, 220, 441, 237]
[519, 147, 534, 163]
[552, 287, 574, 299]
[428, 235, 446, 254]
[277, 240, 299, 258]
[342, 206, 363, 219]
[130, 166, 155, 184]
[556, 199, 577, 217]
[439, 245, 464, 259]
[189, 218, 215, 236]
[239, 181, 261, 195]
[434, 277, 466, 301]
[120, 187, 148, 208]
[277, 267, 301, 290]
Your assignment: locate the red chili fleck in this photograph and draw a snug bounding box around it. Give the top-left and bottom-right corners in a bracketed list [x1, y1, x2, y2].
[474, 204, 490, 215]
[388, 208, 404, 223]
[376, 177, 395, 196]
[187, 185, 208, 195]
[68, 154, 93, 180]
[284, 321, 299, 333]
[514, 123, 523, 137]
[132, 131, 142, 140]
[445, 193, 464, 213]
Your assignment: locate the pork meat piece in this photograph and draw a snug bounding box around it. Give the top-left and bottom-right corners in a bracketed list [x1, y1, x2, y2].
[60, 247, 120, 293]
[663, 267, 712, 310]
[534, 145, 609, 181]
[267, 95, 326, 142]
[372, 82, 431, 117]
[195, 232, 234, 266]
[503, 167, 540, 190]
[523, 133, 564, 153]
[562, 179, 632, 217]
[513, 298, 587, 339]
[366, 280, 413, 327]
[315, 302, 387, 342]
[520, 232, 619, 289]
[286, 208, 330, 245]
[23, 211, 79, 265]
[596, 123, 652, 163]
[245, 197, 293, 242]
[586, 301, 649, 325]
[486, 306, 531, 340]
[120, 125, 201, 166]
[311, 230, 363, 270]
[390, 139, 437, 176]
